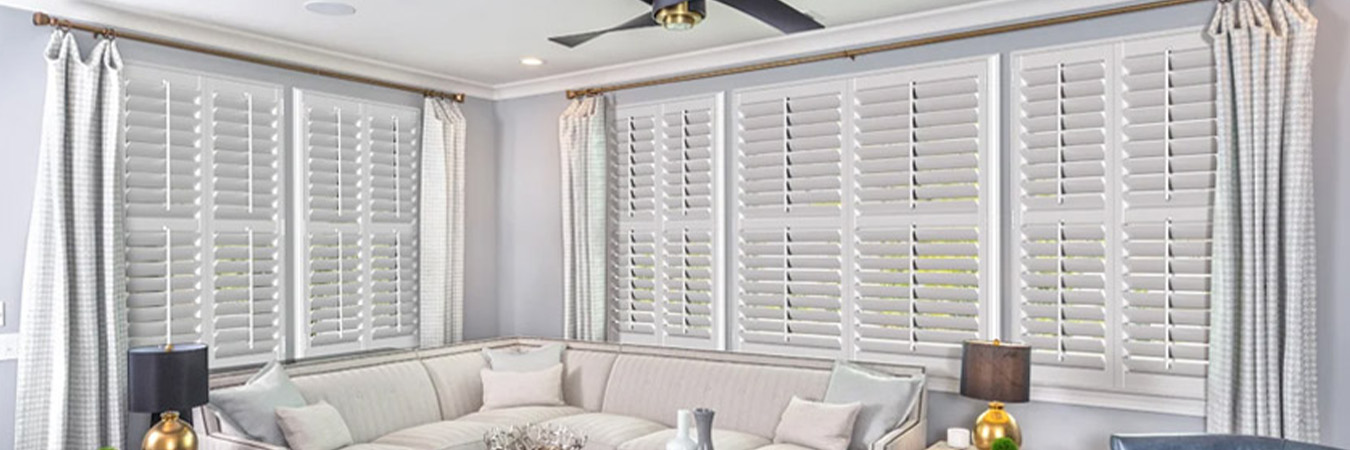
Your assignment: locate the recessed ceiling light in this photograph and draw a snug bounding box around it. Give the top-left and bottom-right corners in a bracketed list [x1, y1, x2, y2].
[304, 1, 357, 16]
[520, 57, 545, 66]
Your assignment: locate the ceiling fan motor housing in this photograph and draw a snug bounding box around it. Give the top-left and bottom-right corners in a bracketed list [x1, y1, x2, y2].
[653, 0, 706, 30]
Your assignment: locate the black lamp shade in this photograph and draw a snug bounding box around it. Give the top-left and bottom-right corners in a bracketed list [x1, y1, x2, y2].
[128, 344, 209, 413]
[960, 340, 1031, 403]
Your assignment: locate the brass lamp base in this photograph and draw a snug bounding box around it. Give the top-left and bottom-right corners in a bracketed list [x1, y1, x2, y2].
[973, 401, 1021, 450]
[142, 410, 197, 450]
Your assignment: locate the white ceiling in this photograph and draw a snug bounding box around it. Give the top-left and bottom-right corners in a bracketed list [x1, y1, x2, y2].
[86, 0, 988, 86]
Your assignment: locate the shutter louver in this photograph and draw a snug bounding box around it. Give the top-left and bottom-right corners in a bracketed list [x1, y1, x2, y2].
[738, 227, 844, 351]
[1119, 36, 1216, 379]
[850, 60, 993, 365]
[1012, 46, 1114, 373]
[661, 226, 715, 339]
[210, 230, 281, 361]
[306, 230, 364, 348]
[126, 229, 203, 348]
[296, 91, 423, 356]
[612, 228, 659, 336]
[207, 79, 284, 365]
[854, 225, 982, 358]
[737, 83, 844, 219]
[123, 67, 206, 350]
[616, 111, 659, 221]
[367, 107, 420, 344]
[611, 97, 723, 349]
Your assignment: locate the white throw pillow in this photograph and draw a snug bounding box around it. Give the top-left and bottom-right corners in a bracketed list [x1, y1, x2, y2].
[773, 396, 862, 450]
[482, 343, 565, 371]
[480, 364, 566, 410]
[275, 401, 354, 450]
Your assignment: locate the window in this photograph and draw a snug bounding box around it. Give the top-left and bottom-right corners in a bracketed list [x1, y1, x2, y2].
[1011, 29, 1215, 400]
[610, 94, 725, 350]
[293, 90, 423, 359]
[123, 65, 286, 367]
[729, 56, 999, 377]
[121, 65, 422, 368]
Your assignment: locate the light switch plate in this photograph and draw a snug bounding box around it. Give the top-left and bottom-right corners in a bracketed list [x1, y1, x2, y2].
[0, 333, 17, 361]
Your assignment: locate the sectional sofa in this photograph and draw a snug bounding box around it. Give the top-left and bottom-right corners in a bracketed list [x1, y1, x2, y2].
[198, 338, 928, 450]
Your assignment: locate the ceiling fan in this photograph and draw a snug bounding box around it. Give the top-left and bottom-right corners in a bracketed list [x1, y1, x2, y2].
[548, 0, 824, 48]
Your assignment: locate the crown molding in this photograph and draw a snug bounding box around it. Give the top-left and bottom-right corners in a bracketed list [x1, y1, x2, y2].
[0, 0, 497, 99]
[3, 0, 1159, 101]
[491, 0, 1148, 100]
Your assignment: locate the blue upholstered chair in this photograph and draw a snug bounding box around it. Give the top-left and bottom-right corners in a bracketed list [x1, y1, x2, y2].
[1111, 434, 1341, 450]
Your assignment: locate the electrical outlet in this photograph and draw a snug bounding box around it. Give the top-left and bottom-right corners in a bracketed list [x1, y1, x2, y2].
[0, 333, 17, 361]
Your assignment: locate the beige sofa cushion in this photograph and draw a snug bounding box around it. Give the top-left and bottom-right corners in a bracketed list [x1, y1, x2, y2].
[756, 444, 813, 450]
[458, 406, 586, 426]
[421, 352, 488, 419]
[372, 420, 494, 450]
[292, 361, 442, 444]
[543, 413, 667, 450]
[617, 429, 770, 450]
[563, 350, 618, 411]
[601, 355, 829, 438]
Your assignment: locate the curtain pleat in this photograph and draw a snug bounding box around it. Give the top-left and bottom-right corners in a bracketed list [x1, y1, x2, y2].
[1206, 0, 1320, 442]
[419, 97, 468, 346]
[559, 97, 611, 341]
[14, 31, 127, 450]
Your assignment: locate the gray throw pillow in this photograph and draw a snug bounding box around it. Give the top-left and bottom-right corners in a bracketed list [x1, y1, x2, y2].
[482, 343, 565, 371]
[275, 401, 354, 450]
[823, 361, 925, 450]
[209, 361, 308, 445]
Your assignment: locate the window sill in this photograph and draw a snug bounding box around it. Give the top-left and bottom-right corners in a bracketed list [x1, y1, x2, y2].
[926, 376, 1206, 417]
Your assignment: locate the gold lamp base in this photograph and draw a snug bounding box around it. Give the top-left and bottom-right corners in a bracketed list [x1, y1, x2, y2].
[973, 402, 1021, 450]
[142, 410, 197, 450]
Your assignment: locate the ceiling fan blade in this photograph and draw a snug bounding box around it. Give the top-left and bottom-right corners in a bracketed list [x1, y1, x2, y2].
[548, 13, 659, 48]
[715, 0, 823, 34]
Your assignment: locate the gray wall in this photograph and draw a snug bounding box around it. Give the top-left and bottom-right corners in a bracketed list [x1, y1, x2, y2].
[494, 1, 1350, 449]
[0, 4, 499, 449]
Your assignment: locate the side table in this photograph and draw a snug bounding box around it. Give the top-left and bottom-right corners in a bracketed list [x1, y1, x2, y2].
[928, 442, 973, 450]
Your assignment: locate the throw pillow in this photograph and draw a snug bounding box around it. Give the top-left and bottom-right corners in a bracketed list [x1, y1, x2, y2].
[275, 401, 354, 450]
[209, 361, 308, 445]
[823, 361, 925, 450]
[480, 363, 565, 410]
[773, 396, 862, 450]
[482, 343, 565, 371]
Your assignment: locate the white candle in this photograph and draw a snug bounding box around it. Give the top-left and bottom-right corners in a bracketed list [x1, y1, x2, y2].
[947, 428, 972, 448]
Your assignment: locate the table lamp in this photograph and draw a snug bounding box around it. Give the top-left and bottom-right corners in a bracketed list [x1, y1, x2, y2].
[129, 343, 209, 450]
[960, 340, 1031, 450]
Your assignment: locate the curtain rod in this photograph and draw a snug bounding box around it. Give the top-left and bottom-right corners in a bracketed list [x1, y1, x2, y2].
[32, 11, 467, 103]
[565, 0, 1211, 99]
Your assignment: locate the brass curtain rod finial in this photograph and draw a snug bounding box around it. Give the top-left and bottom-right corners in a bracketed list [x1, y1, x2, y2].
[32, 12, 51, 26]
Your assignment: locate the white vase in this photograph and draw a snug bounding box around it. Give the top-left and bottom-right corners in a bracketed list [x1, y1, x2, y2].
[667, 410, 697, 450]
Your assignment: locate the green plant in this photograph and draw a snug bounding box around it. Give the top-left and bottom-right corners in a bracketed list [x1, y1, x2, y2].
[990, 437, 1018, 450]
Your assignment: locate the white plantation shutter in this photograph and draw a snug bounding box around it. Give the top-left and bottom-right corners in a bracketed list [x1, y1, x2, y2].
[295, 90, 420, 357]
[123, 65, 286, 367]
[1118, 33, 1215, 392]
[123, 67, 205, 349]
[206, 79, 285, 365]
[731, 59, 997, 366]
[1012, 30, 1215, 400]
[367, 107, 421, 343]
[850, 59, 996, 371]
[733, 80, 846, 357]
[610, 96, 723, 349]
[1012, 44, 1116, 384]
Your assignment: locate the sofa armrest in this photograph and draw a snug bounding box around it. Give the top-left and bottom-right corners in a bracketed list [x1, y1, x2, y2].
[871, 418, 926, 450]
[196, 405, 288, 450]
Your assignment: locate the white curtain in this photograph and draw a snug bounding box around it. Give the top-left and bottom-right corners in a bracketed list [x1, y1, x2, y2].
[15, 31, 127, 450]
[1206, 0, 1320, 441]
[559, 97, 611, 341]
[419, 97, 468, 346]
